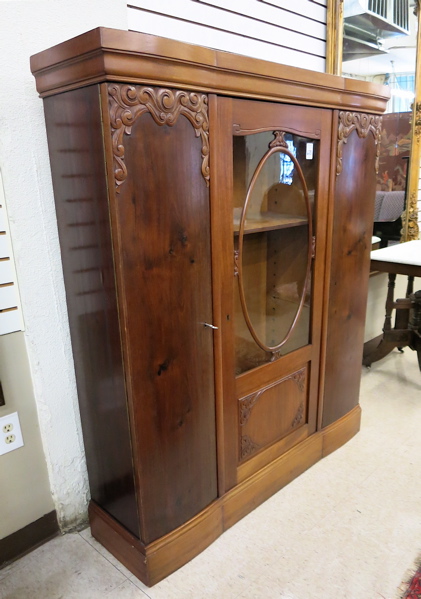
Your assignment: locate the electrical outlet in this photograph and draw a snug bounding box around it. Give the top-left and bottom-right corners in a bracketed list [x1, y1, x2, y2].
[0, 412, 24, 455]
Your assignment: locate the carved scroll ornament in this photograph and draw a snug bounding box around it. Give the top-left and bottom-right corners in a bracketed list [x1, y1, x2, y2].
[336, 111, 382, 176]
[108, 84, 210, 192]
[269, 130, 288, 148]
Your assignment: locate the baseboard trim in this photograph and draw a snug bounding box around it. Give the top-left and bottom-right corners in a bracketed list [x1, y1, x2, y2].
[89, 405, 361, 587]
[322, 404, 361, 457]
[0, 511, 59, 568]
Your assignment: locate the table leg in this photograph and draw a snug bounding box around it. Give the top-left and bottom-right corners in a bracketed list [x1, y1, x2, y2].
[363, 273, 412, 367]
[384, 273, 396, 333]
[406, 275, 414, 298]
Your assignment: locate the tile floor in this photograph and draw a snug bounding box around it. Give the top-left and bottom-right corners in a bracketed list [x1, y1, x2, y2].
[1, 349, 421, 599]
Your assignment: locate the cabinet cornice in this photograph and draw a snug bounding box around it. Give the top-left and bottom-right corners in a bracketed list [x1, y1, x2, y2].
[31, 27, 390, 114]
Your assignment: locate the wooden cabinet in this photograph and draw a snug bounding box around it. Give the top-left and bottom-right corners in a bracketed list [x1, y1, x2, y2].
[31, 28, 389, 586]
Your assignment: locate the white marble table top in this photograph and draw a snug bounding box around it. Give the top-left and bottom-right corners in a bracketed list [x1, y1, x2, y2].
[370, 240, 421, 267]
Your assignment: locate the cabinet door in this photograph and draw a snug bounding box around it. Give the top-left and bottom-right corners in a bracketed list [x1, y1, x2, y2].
[322, 110, 381, 427]
[213, 98, 332, 485]
[104, 85, 218, 544]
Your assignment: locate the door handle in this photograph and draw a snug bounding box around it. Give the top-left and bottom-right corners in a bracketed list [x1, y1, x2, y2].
[201, 322, 218, 330]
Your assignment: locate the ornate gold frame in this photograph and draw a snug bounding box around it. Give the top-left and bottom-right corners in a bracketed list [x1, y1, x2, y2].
[327, 0, 420, 241]
[402, 3, 421, 240]
[326, 0, 344, 76]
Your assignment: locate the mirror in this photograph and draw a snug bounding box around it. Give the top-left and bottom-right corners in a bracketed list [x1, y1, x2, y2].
[328, 0, 420, 243]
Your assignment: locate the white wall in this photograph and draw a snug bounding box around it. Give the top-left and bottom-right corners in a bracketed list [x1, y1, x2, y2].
[0, 0, 128, 532]
[127, 0, 328, 72]
[0, 332, 54, 538]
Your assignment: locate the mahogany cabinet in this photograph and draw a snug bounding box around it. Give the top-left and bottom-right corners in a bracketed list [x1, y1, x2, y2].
[31, 28, 389, 586]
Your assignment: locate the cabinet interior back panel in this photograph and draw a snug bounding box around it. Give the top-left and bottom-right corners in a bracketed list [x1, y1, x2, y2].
[127, 0, 327, 72]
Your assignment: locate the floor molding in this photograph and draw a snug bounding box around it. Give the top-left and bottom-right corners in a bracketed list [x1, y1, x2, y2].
[90, 406, 361, 586]
[0, 511, 59, 568]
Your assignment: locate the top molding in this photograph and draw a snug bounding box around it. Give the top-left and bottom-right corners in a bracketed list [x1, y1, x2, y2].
[30, 27, 389, 113]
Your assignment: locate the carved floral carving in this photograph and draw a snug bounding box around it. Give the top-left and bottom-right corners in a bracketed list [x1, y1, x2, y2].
[270, 350, 282, 362]
[337, 112, 382, 176]
[269, 131, 288, 149]
[292, 369, 306, 393]
[241, 435, 261, 461]
[108, 84, 210, 192]
[239, 390, 264, 426]
[291, 402, 304, 428]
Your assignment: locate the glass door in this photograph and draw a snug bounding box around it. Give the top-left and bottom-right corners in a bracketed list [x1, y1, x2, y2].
[219, 98, 332, 480]
[234, 130, 317, 375]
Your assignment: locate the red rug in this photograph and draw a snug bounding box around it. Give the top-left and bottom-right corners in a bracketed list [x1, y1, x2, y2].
[401, 565, 421, 598]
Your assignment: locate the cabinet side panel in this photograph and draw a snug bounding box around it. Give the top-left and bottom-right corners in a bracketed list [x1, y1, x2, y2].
[43, 88, 139, 537]
[322, 125, 377, 427]
[113, 108, 217, 544]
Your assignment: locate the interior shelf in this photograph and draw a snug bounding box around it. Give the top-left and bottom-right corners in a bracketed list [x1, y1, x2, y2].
[233, 211, 308, 234]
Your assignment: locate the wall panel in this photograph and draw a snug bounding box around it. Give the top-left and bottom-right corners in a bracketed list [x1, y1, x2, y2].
[127, 0, 327, 71]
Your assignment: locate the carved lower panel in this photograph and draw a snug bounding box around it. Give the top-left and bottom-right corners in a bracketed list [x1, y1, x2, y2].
[239, 367, 308, 462]
[337, 112, 382, 175]
[108, 84, 210, 192]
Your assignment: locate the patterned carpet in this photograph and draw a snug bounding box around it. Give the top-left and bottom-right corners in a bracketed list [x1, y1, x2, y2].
[400, 560, 421, 598]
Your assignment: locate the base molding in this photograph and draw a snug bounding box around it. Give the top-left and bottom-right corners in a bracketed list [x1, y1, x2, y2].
[0, 511, 59, 568]
[90, 405, 361, 586]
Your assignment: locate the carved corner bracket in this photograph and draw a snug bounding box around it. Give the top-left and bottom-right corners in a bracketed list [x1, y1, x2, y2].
[239, 390, 264, 427]
[336, 112, 382, 176]
[292, 368, 306, 393]
[291, 402, 304, 428]
[241, 435, 261, 461]
[107, 84, 210, 193]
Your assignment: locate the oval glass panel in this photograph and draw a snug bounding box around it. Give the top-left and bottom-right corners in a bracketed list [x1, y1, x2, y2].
[236, 134, 312, 355]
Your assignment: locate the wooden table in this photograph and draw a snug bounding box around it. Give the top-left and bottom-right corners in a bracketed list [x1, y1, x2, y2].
[362, 240, 421, 370]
